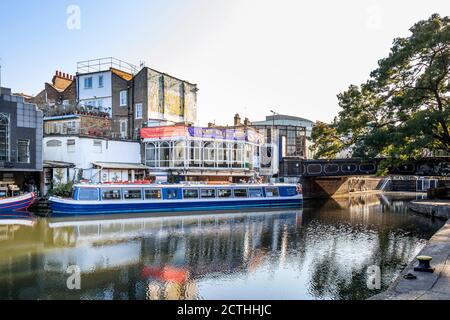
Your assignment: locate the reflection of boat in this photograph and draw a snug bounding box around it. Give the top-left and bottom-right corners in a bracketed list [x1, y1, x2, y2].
[0, 193, 36, 213]
[142, 266, 188, 284]
[49, 183, 303, 216]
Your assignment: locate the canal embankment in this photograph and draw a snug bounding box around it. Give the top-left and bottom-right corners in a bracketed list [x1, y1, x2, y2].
[370, 200, 450, 300]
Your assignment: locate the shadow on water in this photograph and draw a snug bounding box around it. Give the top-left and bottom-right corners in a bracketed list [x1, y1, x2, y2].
[0, 193, 444, 300]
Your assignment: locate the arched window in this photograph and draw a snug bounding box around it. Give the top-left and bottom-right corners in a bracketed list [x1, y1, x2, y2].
[145, 143, 157, 167]
[46, 139, 62, 147]
[217, 142, 228, 168]
[189, 141, 201, 167]
[159, 141, 171, 167]
[203, 142, 216, 167]
[174, 141, 185, 167]
[0, 114, 10, 162]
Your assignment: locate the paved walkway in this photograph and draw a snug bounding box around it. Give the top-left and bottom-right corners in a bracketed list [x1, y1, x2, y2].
[371, 218, 450, 300]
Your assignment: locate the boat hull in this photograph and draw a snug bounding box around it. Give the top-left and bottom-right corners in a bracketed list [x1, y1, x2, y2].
[49, 197, 303, 216]
[0, 193, 36, 213]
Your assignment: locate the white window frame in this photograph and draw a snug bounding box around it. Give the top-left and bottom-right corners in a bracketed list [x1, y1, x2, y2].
[84, 77, 93, 89]
[119, 120, 128, 139]
[120, 91, 128, 107]
[135, 103, 143, 119]
[93, 140, 103, 153]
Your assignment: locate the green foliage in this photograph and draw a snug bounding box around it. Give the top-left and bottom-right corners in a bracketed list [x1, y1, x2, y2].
[47, 181, 74, 198]
[311, 14, 450, 165]
[47, 169, 74, 198]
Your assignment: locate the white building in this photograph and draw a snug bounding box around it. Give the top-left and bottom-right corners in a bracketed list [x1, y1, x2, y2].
[43, 136, 147, 194]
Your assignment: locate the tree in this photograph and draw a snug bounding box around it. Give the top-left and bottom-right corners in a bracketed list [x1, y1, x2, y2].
[311, 14, 450, 164]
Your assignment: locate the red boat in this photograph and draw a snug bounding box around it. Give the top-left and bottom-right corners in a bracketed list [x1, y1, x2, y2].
[0, 193, 36, 213]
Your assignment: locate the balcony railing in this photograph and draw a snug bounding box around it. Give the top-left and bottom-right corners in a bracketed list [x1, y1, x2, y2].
[77, 57, 139, 75]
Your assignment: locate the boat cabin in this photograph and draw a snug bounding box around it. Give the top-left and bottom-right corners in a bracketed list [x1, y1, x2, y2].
[73, 184, 300, 201]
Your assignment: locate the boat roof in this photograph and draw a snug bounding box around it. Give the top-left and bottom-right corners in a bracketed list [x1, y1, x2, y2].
[74, 183, 298, 188]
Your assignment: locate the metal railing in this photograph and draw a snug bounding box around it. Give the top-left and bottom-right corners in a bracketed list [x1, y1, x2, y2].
[77, 57, 139, 75]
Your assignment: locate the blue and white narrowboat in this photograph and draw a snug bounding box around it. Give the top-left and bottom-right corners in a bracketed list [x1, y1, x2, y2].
[0, 192, 36, 213]
[48, 183, 303, 216]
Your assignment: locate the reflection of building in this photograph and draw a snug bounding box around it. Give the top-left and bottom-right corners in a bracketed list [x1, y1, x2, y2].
[141, 125, 262, 182]
[251, 114, 315, 179]
[0, 87, 43, 195]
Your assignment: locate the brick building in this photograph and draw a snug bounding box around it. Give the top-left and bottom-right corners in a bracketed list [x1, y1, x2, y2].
[31, 71, 77, 115]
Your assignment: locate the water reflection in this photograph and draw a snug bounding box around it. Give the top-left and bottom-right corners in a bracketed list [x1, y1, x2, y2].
[0, 193, 443, 300]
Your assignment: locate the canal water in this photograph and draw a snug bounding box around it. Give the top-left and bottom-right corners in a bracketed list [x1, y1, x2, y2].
[0, 193, 444, 300]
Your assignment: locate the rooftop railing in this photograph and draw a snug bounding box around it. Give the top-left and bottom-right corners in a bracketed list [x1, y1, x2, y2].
[77, 57, 139, 75]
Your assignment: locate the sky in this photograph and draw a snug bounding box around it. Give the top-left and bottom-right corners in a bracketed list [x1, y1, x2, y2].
[1, 0, 449, 126]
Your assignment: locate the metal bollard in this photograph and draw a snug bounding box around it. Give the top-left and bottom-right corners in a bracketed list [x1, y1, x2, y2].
[414, 255, 434, 273]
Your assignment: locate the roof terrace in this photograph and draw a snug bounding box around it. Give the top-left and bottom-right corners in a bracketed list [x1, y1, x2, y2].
[77, 57, 139, 75]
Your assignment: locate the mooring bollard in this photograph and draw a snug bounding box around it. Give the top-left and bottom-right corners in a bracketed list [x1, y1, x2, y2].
[414, 255, 434, 273]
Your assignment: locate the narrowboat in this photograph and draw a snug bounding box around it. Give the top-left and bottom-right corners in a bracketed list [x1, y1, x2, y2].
[0, 192, 36, 213]
[48, 183, 303, 216]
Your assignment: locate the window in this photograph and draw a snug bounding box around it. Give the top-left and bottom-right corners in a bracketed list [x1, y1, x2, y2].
[102, 189, 122, 200]
[265, 187, 279, 197]
[233, 188, 248, 198]
[93, 140, 102, 153]
[67, 139, 76, 153]
[160, 141, 171, 167]
[46, 139, 62, 147]
[123, 189, 142, 200]
[135, 103, 143, 119]
[62, 100, 70, 107]
[218, 189, 232, 198]
[0, 114, 10, 162]
[183, 189, 199, 199]
[78, 188, 99, 201]
[120, 90, 128, 107]
[119, 120, 128, 139]
[145, 189, 161, 199]
[17, 139, 30, 163]
[165, 188, 180, 200]
[84, 77, 93, 89]
[145, 142, 157, 167]
[200, 189, 216, 198]
[98, 75, 104, 88]
[249, 188, 264, 198]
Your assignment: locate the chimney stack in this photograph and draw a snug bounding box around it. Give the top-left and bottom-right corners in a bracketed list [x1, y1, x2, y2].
[234, 114, 241, 126]
[244, 117, 250, 126]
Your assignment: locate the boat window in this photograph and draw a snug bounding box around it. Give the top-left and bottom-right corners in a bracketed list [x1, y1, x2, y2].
[233, 188, 248, 198]
[166, 188, 180, 200]
[123, 189, 142, 200]
[265, 187, 279, 197]
[102, 188, 122, 200]
[249, 188, 264, 198]
[144, 189, 161, 199]
[200, 188, 216, 198]
[218, 189, 232, 198]
[183, 189, 199, 199]
[78, 188, 98, 201]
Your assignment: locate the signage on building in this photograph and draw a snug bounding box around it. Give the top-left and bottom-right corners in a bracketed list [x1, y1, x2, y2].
[141, 126, 263, 144]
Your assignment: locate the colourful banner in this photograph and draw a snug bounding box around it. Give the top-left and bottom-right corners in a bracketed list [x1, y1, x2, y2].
[140, 125, 187, 139]
[141, 125, 263, 143]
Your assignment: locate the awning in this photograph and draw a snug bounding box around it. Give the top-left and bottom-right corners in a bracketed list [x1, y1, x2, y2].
[43, 160, 75, 168]
[92, 162, 150, 170]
